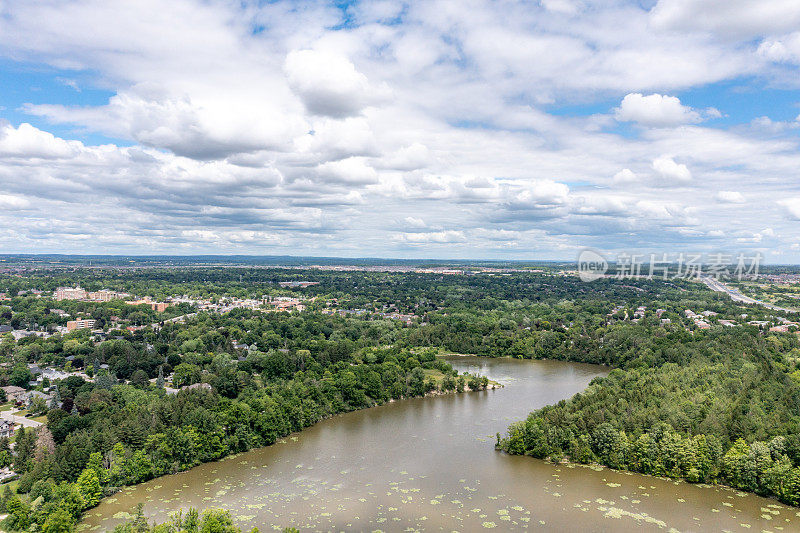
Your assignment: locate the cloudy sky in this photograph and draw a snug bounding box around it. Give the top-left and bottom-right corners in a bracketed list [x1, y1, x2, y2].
[1, 0, 800, 261]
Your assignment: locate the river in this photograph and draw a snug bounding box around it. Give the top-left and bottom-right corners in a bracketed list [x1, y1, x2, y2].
[81, 357, 799, 532]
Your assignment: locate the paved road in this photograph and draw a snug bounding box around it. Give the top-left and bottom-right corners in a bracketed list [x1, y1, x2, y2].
[0, 409, 43, 429]
[701, 276, 798, 313]
[152, 313, 196, 329]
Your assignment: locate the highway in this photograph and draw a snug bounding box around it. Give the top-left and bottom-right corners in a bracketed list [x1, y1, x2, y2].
[700, 276, 798, 313]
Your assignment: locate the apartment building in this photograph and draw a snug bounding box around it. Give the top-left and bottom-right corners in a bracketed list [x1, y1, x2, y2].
[55, 286, 87, 300]
[66, 318, 96, 331]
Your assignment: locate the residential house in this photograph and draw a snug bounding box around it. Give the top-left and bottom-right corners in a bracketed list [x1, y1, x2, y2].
[22, 390, 52, 409]
[42, 368, 70, 381]
[0, 420, 14, 439]
[0, 385, 25, 402]
[181, 382, 212, 392]
[0, 468, 18, 483]
[12, 330, 43, 341]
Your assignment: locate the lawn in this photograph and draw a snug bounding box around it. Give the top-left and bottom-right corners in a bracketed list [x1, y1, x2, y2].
[422, 368, 447, 385]
[422, 368, 501, 389]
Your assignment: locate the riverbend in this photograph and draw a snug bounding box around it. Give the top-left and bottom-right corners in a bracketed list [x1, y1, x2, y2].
[82, 357, 798, 531]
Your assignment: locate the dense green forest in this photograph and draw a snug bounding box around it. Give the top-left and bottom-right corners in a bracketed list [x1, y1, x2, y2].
[0, 266, 799, 529]
[498, 324, 800, 505]
[0, 331, 488, 531]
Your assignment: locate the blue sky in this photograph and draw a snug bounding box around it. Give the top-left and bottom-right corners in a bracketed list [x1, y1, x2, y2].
[545, 85, 799, 134]
[0, 59, 125, 145]
[0, 0, 799, 261]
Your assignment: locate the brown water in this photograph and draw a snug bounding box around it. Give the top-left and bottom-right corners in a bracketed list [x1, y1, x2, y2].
[81, 357, 800, 532]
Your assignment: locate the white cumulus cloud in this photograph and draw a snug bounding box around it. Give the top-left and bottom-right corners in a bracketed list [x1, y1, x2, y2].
[397, 230, 466, 244]
[615, 93, 701, 127]
[652, 156, 692, 184]
[315, 157, 379, 185]
[0, 122, 80, 159]
[285, 49, 388, 118]
[716, 191, 745, 203]
[612, 168, 637, 184]
[0, 194, 30, 209]
[650, 0, 800, 38]
[0, 0, 798, 257]
[778, 197, 800, 220]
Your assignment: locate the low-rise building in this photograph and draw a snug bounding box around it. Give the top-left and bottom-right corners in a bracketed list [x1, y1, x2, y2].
[127, 298, 172, 312]
[21, 390, 51, 408]
[0, 420, 14, 439]
[0, 468, 18, 483]
[278, 281, 319, 288]
[87, 289, 129, 302]
[1, 385, 25, 402]
[264, 297, 306, 312]
[55, 286, 87, 300]
[181, 382, 212, 392]
[12, 330, 46, 341]
[42, 368, 70, 381]
[66, 319, 96, 331]
[384, 313, 415, 326]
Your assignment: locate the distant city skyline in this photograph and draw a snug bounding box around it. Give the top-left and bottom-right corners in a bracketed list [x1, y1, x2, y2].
[1, 1, 800, 260]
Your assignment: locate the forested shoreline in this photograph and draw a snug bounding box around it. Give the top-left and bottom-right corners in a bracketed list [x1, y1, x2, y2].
[498, 326, 800, 505]
[0, 266, 799, 530]
[1, 333, 489, 531]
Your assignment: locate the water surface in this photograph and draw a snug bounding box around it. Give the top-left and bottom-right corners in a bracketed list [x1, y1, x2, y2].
[82, 357, 799, 531]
